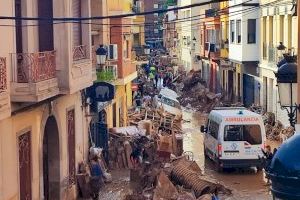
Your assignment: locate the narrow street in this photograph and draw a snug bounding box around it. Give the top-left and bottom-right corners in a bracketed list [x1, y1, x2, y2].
[182, 109, 272, 200]
[97, 108, 275, 200]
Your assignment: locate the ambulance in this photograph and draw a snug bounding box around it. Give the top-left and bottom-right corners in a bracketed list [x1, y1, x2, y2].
[201, 107, 266, 171]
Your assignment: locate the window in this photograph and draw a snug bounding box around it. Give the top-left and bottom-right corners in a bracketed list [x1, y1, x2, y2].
[187, 10, 191, 18]
[247, 19, 256, 44]
[154, 29, 159, 34]
[154, 4, 158, 8]
[208, 120, 219, 139]
[236, 19, 241, 44]
[230, 20, 235, 43]
[154, 13, 158, 17]
[224, 125, 262, 145]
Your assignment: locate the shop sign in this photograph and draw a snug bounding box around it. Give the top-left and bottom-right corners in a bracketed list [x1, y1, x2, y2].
[87, 82, 115, 102]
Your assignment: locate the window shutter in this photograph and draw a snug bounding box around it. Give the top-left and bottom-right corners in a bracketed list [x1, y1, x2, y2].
[72, 0, 82, 46]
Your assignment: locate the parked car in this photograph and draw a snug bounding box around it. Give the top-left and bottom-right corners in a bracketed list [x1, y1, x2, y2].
[154, 88, 182, 116]
[202, 107, 266, 172]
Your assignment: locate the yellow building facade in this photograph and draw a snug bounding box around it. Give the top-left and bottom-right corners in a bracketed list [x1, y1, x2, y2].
[259, 0, 297, 124]
[91, 0, 138, 129]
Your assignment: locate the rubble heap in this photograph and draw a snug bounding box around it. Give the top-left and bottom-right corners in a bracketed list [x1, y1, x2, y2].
[125, 157, 231, 200]
[177, 71, 222, 113]
[263, 112, 295, 141]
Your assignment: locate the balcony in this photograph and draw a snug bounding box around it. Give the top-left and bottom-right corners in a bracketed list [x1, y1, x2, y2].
[0, 57, 11, 120]
[10, 51, 59, 102]
[96, 65, 117, 82]
[204, 42, 220, 58]
[70, 45, 93, 93]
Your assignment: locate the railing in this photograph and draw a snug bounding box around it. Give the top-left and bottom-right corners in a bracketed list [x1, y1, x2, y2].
[0, 57, 7, 92]
[268, 44, 276, 63]
[96, 66, 117, 82]
[73, 45, 87, 61]
[262, 43, 267, 60]
[11, 51, 56, 83]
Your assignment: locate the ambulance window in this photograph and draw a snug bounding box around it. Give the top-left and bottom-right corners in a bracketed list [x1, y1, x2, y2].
[208, 120, 219, 139]
[224, 125, 262, 144]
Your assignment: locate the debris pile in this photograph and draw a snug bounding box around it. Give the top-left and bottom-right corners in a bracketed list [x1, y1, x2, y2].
[177, 71, 222, 113]
[263, 112, 295, 141]
[125, 157, 231, 200]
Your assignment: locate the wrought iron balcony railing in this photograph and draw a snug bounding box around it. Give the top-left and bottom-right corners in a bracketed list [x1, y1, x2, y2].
[73, 45, 87, 61]
[0, 57, 7, 92]
[11, 51, 56, 83]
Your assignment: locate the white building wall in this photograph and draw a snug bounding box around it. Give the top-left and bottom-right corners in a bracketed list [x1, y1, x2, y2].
[229, 1, 260, 62]
[178, 0, 192, 71]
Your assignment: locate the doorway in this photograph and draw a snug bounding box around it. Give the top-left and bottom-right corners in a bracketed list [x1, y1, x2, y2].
[19, 132, 32, 200]
[43, 116, 60, 200]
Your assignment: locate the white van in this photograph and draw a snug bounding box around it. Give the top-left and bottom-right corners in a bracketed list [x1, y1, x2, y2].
[201, 107, 266, 171]
[154, 88, 182, 116]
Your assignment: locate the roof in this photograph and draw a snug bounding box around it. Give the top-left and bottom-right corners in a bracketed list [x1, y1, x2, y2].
[209, 109, 262, 124]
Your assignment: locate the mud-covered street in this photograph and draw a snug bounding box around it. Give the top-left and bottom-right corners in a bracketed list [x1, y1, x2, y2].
[182, 109, 273, 200]
[98, 109, 277, 200]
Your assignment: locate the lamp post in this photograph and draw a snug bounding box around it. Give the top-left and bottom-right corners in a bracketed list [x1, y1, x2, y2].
[95, 45, 107, 65]
[275, 54, 298, 126]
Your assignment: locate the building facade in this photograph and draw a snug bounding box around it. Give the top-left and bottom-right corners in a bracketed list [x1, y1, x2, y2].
[91, 0, 138, 129]
[143, 0, 166, 43]
[219, 1, 233, 101]
[178, 0, 193, 72]
[228, 0, 260, 106]
[259, 0, 297, 125]
[0, 0, 94, 199]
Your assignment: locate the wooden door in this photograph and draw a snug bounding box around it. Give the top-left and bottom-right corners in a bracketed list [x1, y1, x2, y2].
[19, 132, 32, 200]
[67, 109, 76, 185]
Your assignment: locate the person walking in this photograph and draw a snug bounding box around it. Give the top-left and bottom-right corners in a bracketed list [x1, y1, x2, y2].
[90, 156, 104, 200]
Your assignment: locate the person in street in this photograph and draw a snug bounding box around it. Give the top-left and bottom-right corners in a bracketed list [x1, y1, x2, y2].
[130, 146, 142, 169]
[138, 81, 144, 96]
[154, 73, 159, 88]
[261, 145, 274, 183]
[134, 93, 142, 112]
[89, 155, 104, 200]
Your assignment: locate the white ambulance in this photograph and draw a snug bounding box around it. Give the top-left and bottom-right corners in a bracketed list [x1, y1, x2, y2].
[201, 107, 266, 171]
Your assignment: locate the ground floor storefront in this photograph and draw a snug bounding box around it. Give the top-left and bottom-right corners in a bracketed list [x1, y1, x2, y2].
[0, 92, 90, 200]
[259, 64, 289, 125]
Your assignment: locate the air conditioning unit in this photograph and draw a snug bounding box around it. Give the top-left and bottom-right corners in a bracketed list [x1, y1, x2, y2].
[108, 44, 118, 60]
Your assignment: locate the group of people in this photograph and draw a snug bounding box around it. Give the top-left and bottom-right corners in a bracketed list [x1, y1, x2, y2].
[143, 63, 174, 90]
